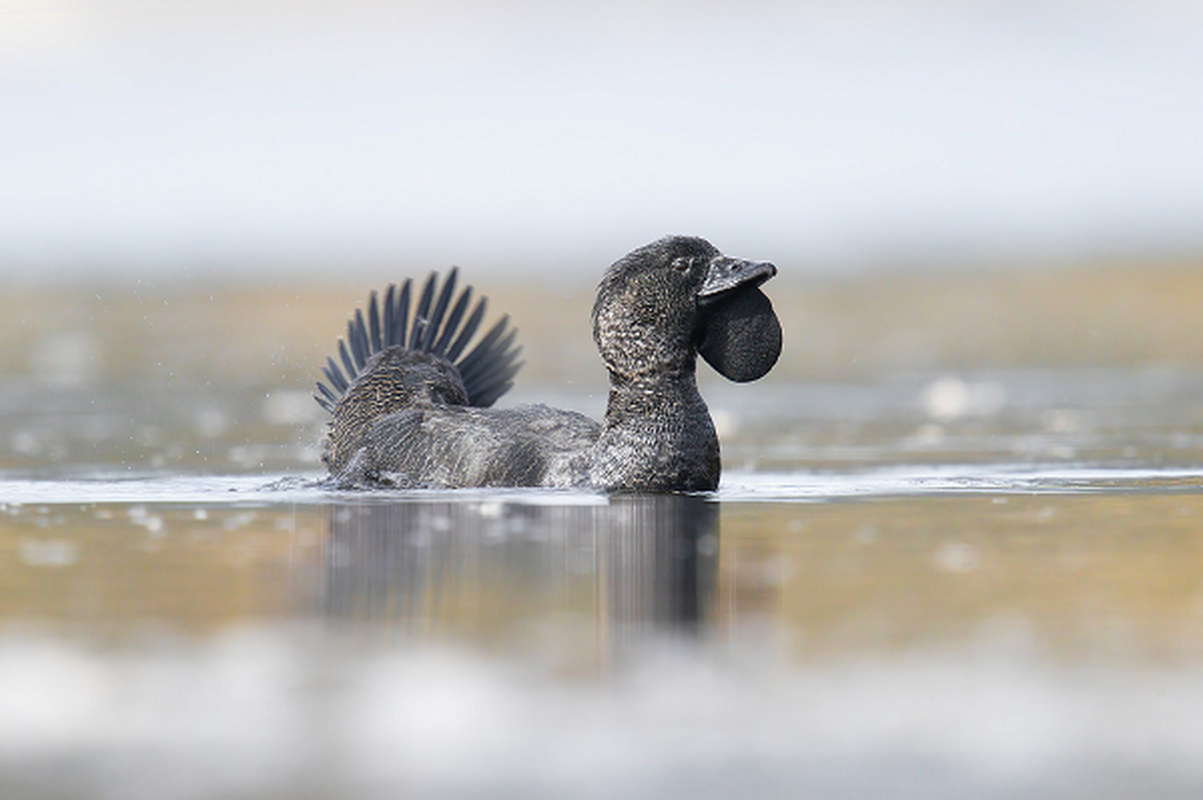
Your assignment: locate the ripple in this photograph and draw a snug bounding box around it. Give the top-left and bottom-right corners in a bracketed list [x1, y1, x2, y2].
[2, 465, 1202, 507]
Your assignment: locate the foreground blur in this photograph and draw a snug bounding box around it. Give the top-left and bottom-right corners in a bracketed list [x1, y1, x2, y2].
[3, 488, 1203, 799]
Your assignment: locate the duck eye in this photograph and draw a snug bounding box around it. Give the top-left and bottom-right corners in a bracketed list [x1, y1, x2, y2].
[671, 257, 692, 273]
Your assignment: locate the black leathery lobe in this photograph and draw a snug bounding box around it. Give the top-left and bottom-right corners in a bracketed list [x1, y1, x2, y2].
[697, 286, 782, 383]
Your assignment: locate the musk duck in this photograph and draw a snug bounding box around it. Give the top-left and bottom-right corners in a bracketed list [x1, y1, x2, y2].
[315, 235, 782, 491]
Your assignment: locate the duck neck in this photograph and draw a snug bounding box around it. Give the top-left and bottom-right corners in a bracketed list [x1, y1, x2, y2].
[604, 368, 701, 420]
[589, 365, 721, 492]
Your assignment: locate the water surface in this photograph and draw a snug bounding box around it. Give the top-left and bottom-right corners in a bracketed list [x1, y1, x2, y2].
[3, 279, 1203, 798]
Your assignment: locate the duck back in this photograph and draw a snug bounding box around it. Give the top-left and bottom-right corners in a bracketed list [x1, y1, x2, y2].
[316, 270, 527, 479]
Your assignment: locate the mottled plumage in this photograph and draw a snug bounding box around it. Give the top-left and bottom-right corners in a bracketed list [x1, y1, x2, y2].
[315, 235, 782, 492]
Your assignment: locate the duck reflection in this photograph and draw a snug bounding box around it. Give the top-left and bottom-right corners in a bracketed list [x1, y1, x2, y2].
[320, 495, 718, 649]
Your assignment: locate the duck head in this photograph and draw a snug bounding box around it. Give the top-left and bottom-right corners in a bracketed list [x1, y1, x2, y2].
[592, 235, 782, 382]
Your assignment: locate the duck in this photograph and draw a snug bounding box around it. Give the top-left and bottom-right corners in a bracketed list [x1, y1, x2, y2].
[314, 235, 782, 492]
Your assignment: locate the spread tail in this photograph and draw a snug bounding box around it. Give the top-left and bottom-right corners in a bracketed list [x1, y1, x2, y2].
[314, 268, 523, 413]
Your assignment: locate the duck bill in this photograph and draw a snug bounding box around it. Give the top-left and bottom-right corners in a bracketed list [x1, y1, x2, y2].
[696, 256, 783, 383]
[698, 257, 778, 301]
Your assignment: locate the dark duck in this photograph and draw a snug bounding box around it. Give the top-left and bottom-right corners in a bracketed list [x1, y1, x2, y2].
[314, 235, 782, 492]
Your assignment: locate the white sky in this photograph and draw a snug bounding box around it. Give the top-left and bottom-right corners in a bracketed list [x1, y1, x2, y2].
[3, 0, 1202, 278]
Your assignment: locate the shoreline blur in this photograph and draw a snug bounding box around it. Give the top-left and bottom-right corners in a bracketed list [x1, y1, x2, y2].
[3, 259, 1201, 390]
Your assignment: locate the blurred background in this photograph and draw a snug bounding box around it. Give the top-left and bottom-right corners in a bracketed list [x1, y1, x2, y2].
[3, 0, 1202, 276]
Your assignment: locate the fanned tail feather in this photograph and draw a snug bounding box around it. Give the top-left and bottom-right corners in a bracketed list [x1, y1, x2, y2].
[314, 268, 523, 412]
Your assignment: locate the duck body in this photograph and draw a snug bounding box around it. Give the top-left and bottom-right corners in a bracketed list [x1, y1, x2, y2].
[316, 236, 782, 492]
[339, 400, 600, 489]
